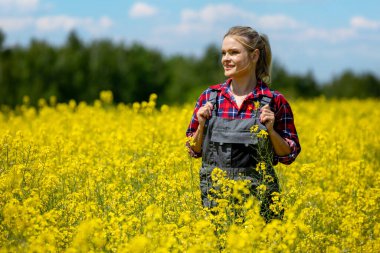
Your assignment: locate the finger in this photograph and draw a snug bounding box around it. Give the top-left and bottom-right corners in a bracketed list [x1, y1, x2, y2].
[260, 111, 268, 121]
[260, 114, 274, 123]
[201, 109, 210, 118]
[206, 108, 211, 117]
[197, 108, 207, 118]
[205, 103, 214, 116]
[205, 107, 213, 118]
[260, 104, 269, 111]
[205, 102, 214, 111]
[261, 104, 274, 114]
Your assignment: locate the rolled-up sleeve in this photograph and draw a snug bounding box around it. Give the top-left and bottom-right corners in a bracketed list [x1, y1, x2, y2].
[272, 93, 301, 165]
[185, 90, 209, 158]
[186, 140, 202, 158]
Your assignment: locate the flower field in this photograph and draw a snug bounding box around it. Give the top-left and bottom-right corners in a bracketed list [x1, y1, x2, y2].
[0, 92, 379, 252]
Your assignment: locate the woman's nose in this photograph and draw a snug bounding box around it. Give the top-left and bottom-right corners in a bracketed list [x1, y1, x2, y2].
[222, 53, 231, 62]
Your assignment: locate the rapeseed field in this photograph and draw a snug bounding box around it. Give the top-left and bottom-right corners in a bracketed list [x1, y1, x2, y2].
[0, 92, 379, 252]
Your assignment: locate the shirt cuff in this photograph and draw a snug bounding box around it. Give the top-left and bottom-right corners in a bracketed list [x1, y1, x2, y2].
[274, 138, 298, 165]
[186, 141, 202, 158]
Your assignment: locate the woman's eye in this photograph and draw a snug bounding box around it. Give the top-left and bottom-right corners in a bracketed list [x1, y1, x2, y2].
[221, 50, 239, 56]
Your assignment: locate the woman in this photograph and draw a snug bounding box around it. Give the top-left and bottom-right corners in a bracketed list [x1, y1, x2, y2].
[186, 26, 301, 222]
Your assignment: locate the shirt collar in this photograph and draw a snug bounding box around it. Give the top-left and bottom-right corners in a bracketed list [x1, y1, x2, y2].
[219, 78, 273, 100]
[253, 79, 273, 99]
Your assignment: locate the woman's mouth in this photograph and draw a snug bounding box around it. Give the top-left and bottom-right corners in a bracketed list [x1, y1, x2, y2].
[224, 65, 234, 70]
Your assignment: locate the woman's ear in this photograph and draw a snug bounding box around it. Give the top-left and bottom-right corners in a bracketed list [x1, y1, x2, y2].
[251, 49, 260, 62]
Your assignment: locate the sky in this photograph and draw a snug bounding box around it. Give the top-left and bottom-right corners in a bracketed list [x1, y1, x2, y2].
[1, 0, 379, 83]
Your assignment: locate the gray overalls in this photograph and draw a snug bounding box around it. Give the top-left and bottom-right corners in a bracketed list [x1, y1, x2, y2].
[200, 89, 283, 222]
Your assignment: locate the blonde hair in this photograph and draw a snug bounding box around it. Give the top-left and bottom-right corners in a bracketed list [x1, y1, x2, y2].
[224, 26, 272, 84]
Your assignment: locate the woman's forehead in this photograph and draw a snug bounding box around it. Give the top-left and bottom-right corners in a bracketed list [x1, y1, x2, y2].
[222, 36, 246, 49]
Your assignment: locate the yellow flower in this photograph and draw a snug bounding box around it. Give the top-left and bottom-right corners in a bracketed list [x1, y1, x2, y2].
[0, 94, 377, 253]
[257, 129, 269, 139]
[254, 101, 260, 110]
[257, 184, 267, 193]
[149, 93, 158, 101]
[250, 124, 259, 133]
[132, 102, 141, 112]
[100, 90, 114, 104]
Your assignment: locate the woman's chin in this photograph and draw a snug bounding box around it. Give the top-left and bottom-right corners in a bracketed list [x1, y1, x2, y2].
[224, 70, 234, 77]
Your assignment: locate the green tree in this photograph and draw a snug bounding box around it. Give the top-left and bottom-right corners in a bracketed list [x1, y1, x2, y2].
[164, 55, 199, 104]
[122, 43, 169, 103]
[23, 39, 58, 103]
[54, 30, 89, 102]
[1, 33, 379, 109]
[271, 60, 321, 100]
[0, 29, 4, 51]
[322, 70, 380, 98]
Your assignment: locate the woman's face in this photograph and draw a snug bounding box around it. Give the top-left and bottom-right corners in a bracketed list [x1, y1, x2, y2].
[221, 36, 257, 78]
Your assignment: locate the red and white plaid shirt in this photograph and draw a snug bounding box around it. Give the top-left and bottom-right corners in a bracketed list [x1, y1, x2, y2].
[186, 78, 301, 165]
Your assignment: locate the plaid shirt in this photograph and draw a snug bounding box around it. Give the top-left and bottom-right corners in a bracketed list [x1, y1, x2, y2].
[186, 78, 301, 165]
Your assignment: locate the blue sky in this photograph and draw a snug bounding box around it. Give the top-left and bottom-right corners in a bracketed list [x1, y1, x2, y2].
[1, 0, 379, 83]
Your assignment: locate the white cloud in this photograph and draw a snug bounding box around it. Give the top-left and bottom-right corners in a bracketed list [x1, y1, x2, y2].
[155, 3, 380, 46]
[129, 2, 158, 18]
[298, 27, 356, 43]
[35, 16, 79, 31]
[181, 4, 252, 24]
[0, 15, 113, 34]
[152, 4, 307, 56]
[35, 15, 113, 34]
[37, 16, 110, 31]
[99, 16, 113, 29]
[351, 16, 380, 30]
[0, 17, 33, 31]
[257, 15, 301, 30]
[293, 16, 380, 43]
[0, 0, 39, 12]
[157, 4, 242, 36]
[150, 3, 380, 61]
[160, 4, 303, 36]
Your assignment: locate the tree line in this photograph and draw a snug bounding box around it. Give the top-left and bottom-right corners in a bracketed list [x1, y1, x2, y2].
[0, 30, 379, 108]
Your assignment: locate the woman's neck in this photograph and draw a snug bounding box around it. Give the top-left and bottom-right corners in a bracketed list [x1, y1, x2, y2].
[230, 75, 257, 96]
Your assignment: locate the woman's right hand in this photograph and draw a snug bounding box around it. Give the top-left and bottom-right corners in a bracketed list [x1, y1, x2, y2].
[196, 102, 214, 127]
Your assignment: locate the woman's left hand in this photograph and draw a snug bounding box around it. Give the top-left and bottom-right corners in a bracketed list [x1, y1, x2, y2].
[260, 104, 275, 132]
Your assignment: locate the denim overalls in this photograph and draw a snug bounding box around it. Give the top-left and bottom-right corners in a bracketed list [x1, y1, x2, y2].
[200, 89, 283, 222]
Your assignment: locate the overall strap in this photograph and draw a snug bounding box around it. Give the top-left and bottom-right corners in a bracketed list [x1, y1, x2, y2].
[207, 89, 219, 116]
[259, 90, 275, 107]
[203, 89, 219, 134]
[257, 91, 275, 119]
[260, 95, 272, 107]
